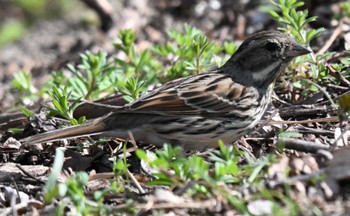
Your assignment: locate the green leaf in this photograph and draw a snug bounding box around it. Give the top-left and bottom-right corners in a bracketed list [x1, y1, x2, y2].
[136, 149, 149, 161]
[279, 131, 303, 138]
[248, 159, 269, 183]
[19, 106, 34, 117]
[147, 178, 173, 186]
[223, 41, 238, 55]
[0, 19, 27, 46]
[293, 80, 302, 88]
[77, 116, 86, 124]
[340, 58, 350, 65]
[269, 10, 280, 19]
[69, 118, 78, 125]
[8, 128, 24, 133]
[119, 29, 136, 47]
[44, 148, 65, 202]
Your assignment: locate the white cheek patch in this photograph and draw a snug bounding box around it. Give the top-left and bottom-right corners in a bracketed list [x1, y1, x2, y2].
[251, 60, 282, 81]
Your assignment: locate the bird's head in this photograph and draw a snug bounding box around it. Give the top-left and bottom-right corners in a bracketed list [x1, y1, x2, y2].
[222, 30, 310, 87]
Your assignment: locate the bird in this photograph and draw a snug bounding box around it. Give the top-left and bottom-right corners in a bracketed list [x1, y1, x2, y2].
[21, 30, 310, 150]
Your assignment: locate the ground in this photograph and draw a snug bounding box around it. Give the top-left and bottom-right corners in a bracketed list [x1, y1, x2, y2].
[0, 0, 350, 215]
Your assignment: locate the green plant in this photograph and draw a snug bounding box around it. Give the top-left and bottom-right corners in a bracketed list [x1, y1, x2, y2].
[3, 0, 340, 214]
[115, 77, 145, 102]
[0, 20, 27, 47]
[44, 148, 116, 215]
[67, 51, 116, 100]
[340, 1, 350, 18]
[11, 70, 38, 103]
[47, 86, 85, 125]
[113, 29, 160, 87]
[153, 24, 230, 81]
[270, 0, 324, 46]
[269, 0, 328, 101]
[136, 142, 300, 214]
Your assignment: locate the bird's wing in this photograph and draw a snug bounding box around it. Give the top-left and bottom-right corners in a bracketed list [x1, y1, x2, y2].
[127, 72, 259, 116]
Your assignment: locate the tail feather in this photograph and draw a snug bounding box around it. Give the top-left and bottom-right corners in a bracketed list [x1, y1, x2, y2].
[21, 118, 106, 144]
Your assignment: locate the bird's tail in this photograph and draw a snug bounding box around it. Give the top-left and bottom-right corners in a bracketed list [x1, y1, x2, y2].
[21, 118, 107, 144]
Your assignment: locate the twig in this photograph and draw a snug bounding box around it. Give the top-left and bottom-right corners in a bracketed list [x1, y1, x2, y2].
[126, 169, 145, 194]
[317, 21, 343, 55]
[278, 104, 337, 118]
[256, 108, 279, 130]
[298, 77, 337, 107]
[128, 130, 138, 150]
[11, 177, 21, 204]
[325, 50, 350, 63]
[79, 99, 123, 109]
[326, 63, 350, 87]
[319, 90, 350, 105]
[278, 138, 330, 153]
[267, 116, 339, 125]
[293, 125, 334, 136]
[174, 180, 198, 196]
[326, 83, 349, 90]
[88, 172, 114, 181]
[15, 165, 46, 184]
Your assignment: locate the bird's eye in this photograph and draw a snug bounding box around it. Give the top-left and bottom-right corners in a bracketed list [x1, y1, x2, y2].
[265, 42, 280, 52]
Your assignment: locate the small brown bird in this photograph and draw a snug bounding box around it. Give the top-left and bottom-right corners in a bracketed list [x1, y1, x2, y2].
[22, 30, 310, 150]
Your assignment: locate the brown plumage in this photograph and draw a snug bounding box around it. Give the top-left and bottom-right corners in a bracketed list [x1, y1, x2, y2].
[21, 30, 310, 150]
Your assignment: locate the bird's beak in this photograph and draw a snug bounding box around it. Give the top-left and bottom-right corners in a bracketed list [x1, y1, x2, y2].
[286, 43, 311, 57]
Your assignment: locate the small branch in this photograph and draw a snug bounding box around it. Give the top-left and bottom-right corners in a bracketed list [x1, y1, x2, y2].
[278, 138, 330, 153]
[174, 180, 198, 196]
[325, 50, 350, 63]
[16, 165, 46, 184]
[326, 63, 350, 87]
[11, 177, 22, 203]
[317, 22, 343, 55]
[88, 172, 114, 181]
[128, 130, 138, 150]
[293, 125, 334, 136]
[278, 104, 337, 118]
[267, 116, 339, 125]
[256, 108, 279, 130]
[326, 83, 349, 90]
[127, 169, 145, 194]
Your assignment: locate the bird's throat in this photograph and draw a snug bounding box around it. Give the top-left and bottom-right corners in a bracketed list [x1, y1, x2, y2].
[251, 59, 285, 86]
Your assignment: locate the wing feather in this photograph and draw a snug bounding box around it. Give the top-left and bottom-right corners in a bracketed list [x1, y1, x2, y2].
[127, 72, 259, 116]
